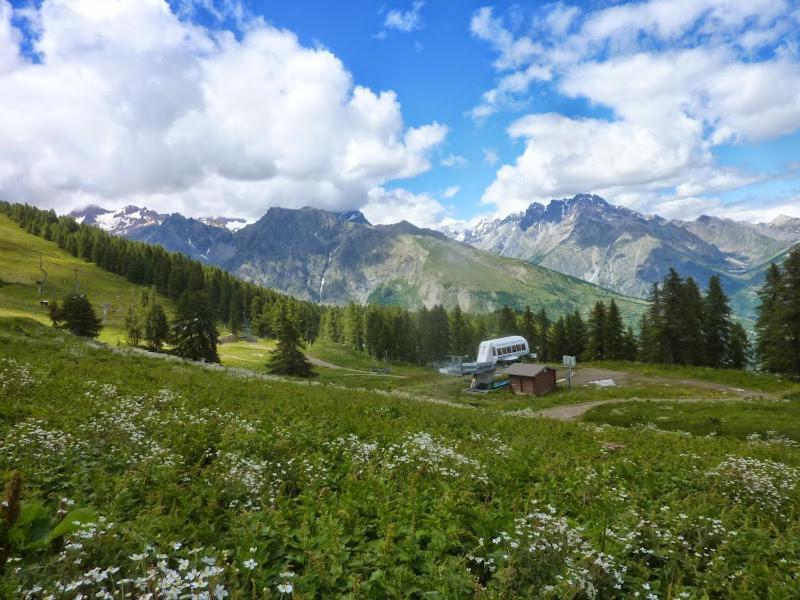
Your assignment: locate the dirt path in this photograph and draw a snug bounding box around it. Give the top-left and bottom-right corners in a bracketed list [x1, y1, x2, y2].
[306, 356, 407, 378]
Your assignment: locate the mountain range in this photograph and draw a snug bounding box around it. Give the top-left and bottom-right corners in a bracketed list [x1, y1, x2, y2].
[69, 203, 646, 320]
[445, 195, 800, 319]
[69, 195, 800, 319]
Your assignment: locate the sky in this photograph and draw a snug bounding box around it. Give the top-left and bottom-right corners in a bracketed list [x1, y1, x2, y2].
[1, 0, 799, 229]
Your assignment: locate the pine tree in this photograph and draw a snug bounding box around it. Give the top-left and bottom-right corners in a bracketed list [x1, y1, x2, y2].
[584, 301, 607, 361]
[267, 304, 314, 377]
[449, 305, 473, 357]
[660, 269, 685, 364]
[681, 277, 705, 366]
[143, 303, 170, 351]
[172, 291, 219, 363]
[783, 247, 800, 375]
[550, 317, 569, 359]
[755, 263, 789, 373]
[365, 308, 387, 357]
[344, 303, 364, 351]
[520, 305, 537, 350]
[497, 305, 518, 336]
[639, 284, 665, 363]
[702, 275, 732, 368]
[622, 325, 638, 361]
[49, 294, 102, 338]
[536, 309, 550, 361]
[728, 322, 750, 370]
[228, 288, 244, 334]
[604, 300, 624, 359]
[425, 305, 450, 362]
[124, 305, 142, 346]
[565, 310, 587, 358]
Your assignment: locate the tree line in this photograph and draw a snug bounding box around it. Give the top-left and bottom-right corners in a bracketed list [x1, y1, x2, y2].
[1, 202, 323, 341]
[755, 247, 800, 376]
[8, 201, 800, 377]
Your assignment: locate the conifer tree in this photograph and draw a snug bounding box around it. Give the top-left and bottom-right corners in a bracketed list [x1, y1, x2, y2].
[550, 316, 569, 359]
[728, 322, 750, 370]
[622, 325, 638, 361]
[267, 304, 314, 377]
[172, 291, 219, 363]
[520, 305, 537, 350]
[365, 308, 387, 357]
[536, 308, 550, 361]
[755, 263, 789, 373]
[783, 247, 800, 374]
[604, 300, 625, 359]
[565, 310, 587, 358]
[124, 305, 142, 346]
[497, 305, 518, 336]
[639, 284, 665, 363]
[702, 275, 732, 368]
[49, 294, 102, 338]
[584, 301, 607, 361]
[425, 305, 451, 362]
[143, 302, 170, 351]
[680, 277, 705, 366]
[660, 269, 685, 364]
[344, 302, 364, 351]
[449, 305, 473, 357]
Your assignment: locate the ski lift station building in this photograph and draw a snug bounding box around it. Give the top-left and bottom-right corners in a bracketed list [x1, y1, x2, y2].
[476, 335, 530, 364]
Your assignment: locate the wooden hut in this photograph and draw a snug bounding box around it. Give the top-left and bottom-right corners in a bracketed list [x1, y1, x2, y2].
[502, 364, 558, 396]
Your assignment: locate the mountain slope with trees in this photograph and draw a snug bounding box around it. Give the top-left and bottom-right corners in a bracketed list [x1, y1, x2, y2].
[61, 203, 650, 319]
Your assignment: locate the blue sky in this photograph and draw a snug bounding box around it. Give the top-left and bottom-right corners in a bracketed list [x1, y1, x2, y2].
[1, 0, 799, 226]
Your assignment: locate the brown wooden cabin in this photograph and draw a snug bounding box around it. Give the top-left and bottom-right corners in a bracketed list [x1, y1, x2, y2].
[502, 363, 558, 395]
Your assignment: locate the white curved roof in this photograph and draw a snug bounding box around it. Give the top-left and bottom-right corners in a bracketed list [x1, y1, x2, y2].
[483, 336, 527, 346]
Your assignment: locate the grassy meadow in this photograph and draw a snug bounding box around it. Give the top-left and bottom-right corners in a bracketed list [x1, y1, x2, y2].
[0, 214, 174, 345]
[4, 318, 800, 598]
[4, 216, 800, 597]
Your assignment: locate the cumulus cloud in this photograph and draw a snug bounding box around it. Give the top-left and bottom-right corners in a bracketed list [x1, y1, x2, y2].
[482, 113, 703, 213]
[471, 0, 800, 219]
[0, 0, 446, 219]
[361, 186, 448, 229]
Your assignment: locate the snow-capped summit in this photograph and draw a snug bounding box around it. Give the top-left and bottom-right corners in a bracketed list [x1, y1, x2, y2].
[69, 205, 167, 236]
[69, 205, 249, 236]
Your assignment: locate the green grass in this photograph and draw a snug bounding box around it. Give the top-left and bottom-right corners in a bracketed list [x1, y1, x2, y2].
[412, 236, 648, 324]
[4, 317, 800, 598]
[585, 398, 800, 442]
[0, 214, 174, 344]
[589, 360, 800, 395]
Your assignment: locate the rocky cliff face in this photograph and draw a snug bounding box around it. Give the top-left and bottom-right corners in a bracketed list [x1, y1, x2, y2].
[445, 195, 800, 318]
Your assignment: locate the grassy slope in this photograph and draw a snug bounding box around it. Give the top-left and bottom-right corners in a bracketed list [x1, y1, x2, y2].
[585, 399, 800, 442]
[369, 235, 648, 323]
[0, 214, 174, 344]
[3, 318, 800, 598]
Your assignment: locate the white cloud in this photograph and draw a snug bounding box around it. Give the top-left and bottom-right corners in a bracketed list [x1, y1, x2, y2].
[483, 148, 499, 166]
[441, 185, 460, 199]
[0, 0, 446, 219]
[384, 1, 424, 34]
[472, 0, 800, 220]
[441, 154, 468, 167]
[361, 186, 447, 229]
[482, 113, 703, 214]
